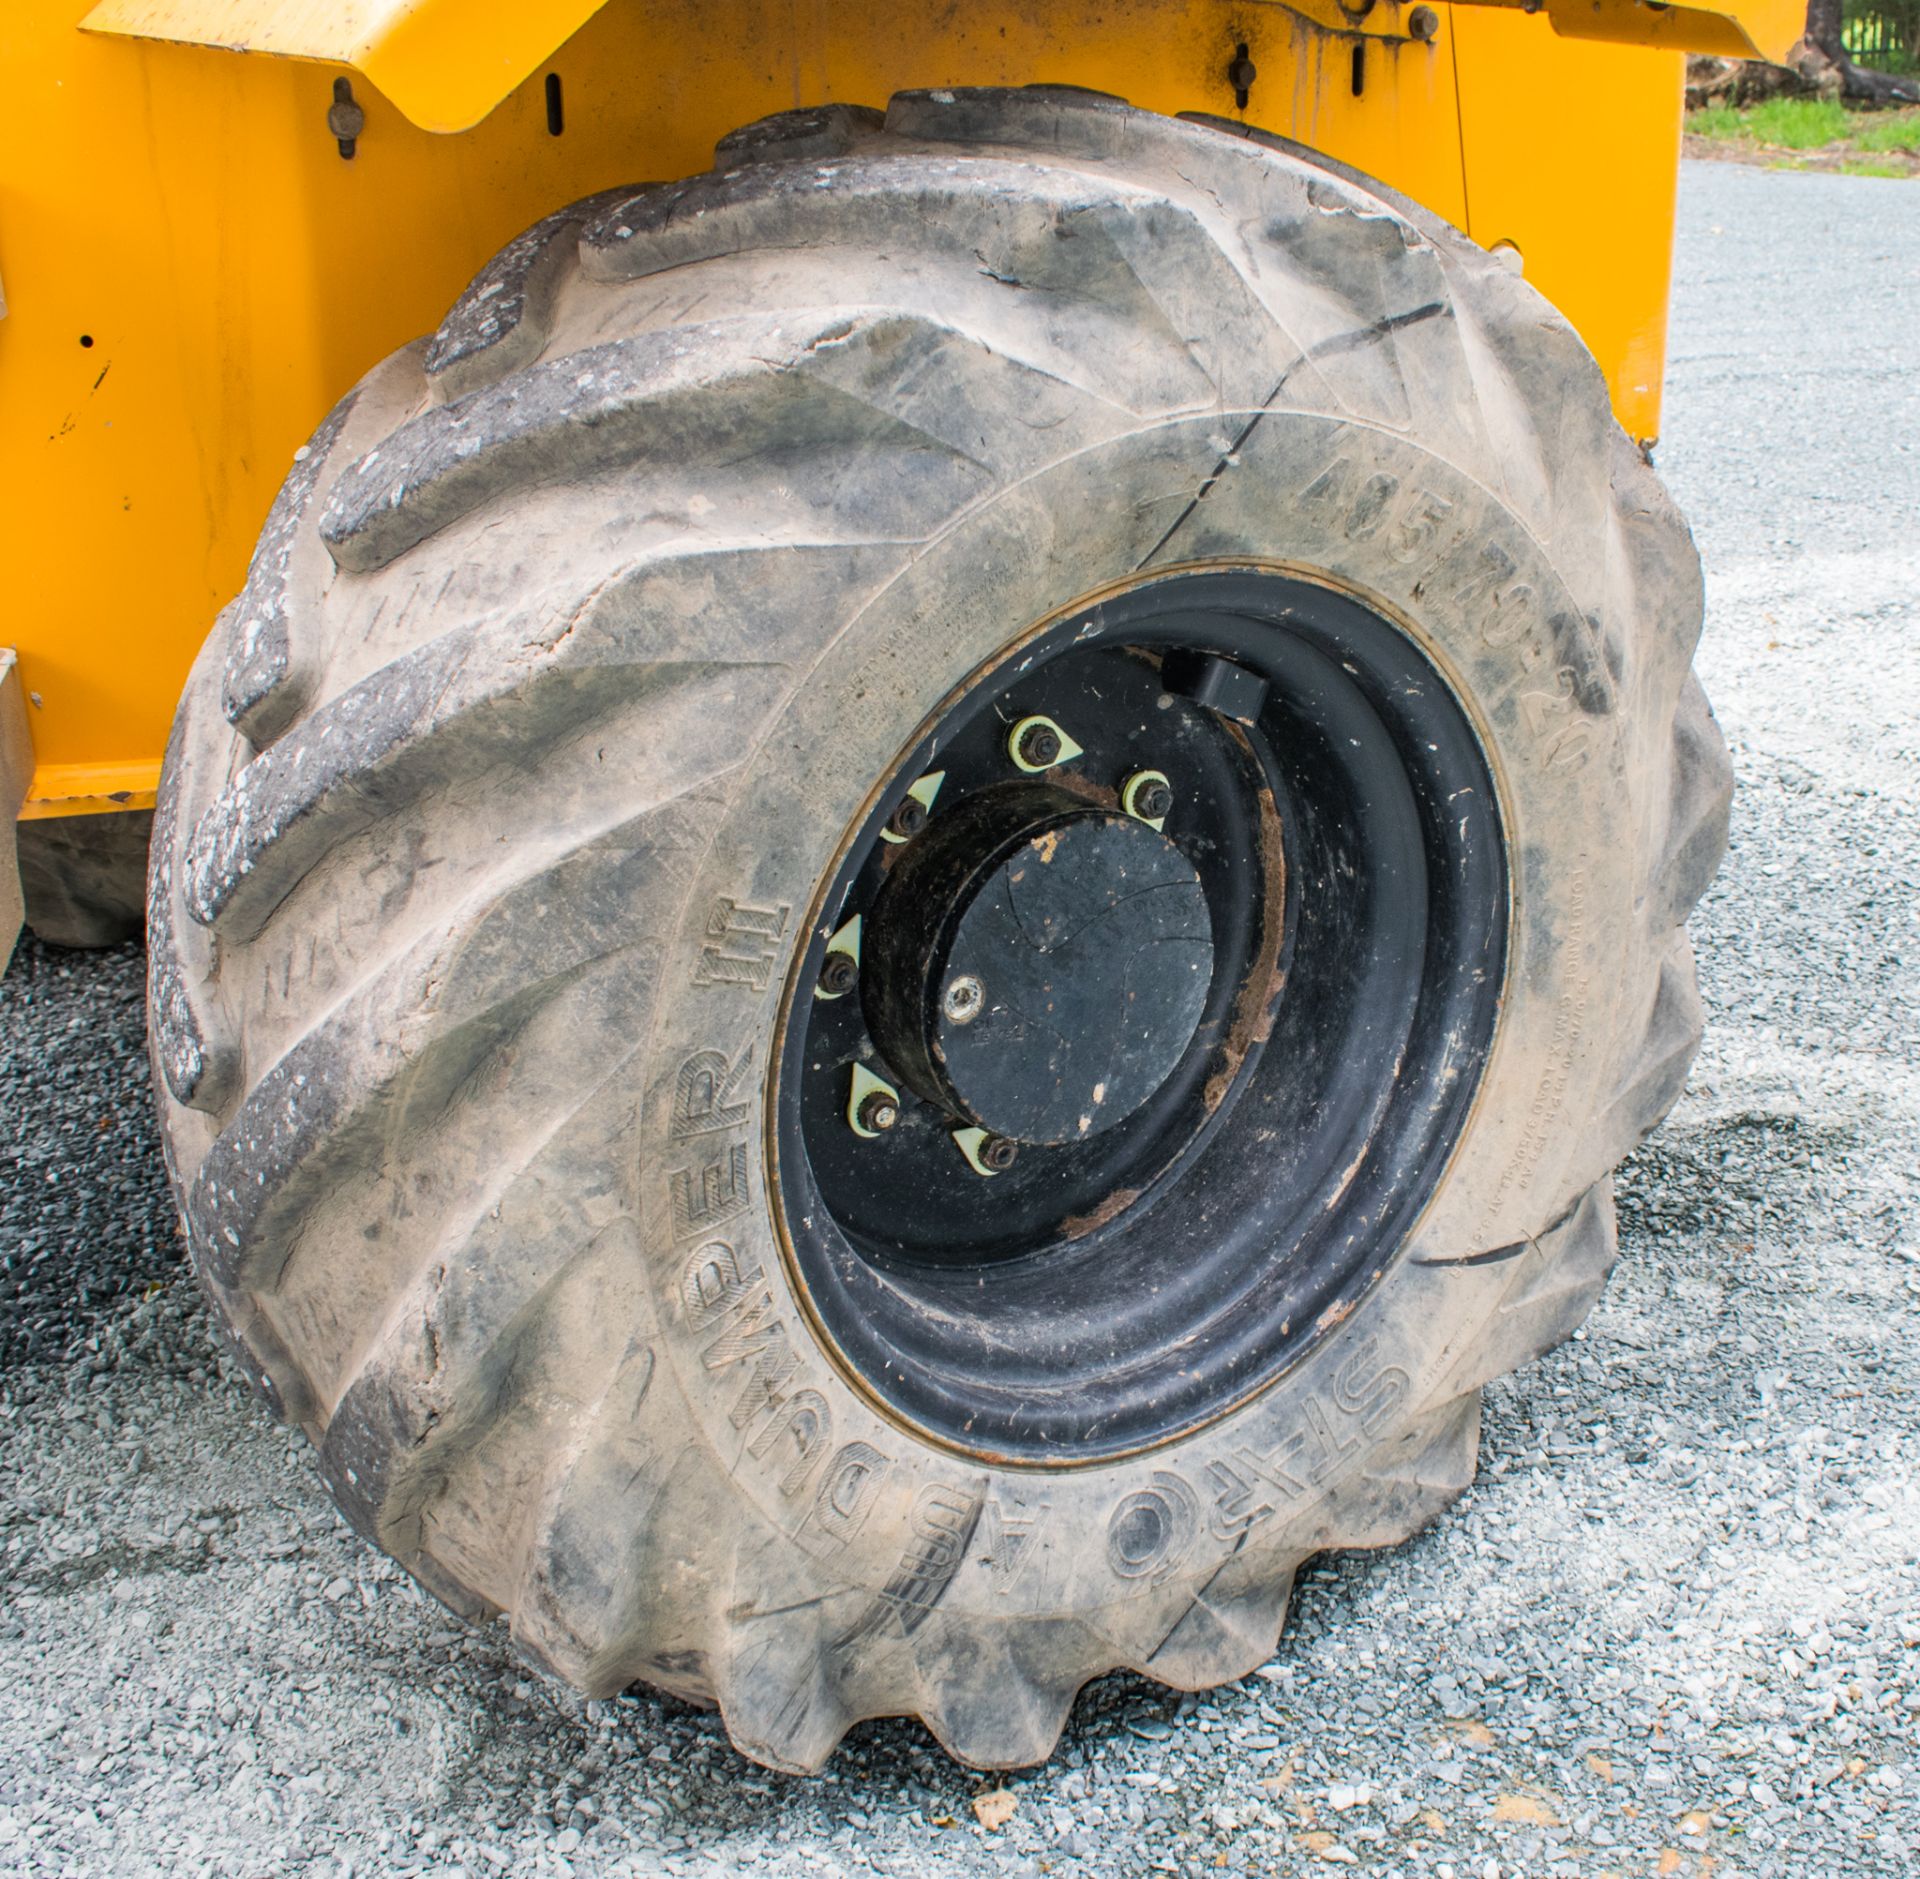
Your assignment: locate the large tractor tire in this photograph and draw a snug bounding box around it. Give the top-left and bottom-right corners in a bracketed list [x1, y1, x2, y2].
[149, 91, 1728, 1772]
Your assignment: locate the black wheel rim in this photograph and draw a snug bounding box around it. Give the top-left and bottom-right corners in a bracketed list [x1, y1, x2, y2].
[770, 568, 1508, 1462]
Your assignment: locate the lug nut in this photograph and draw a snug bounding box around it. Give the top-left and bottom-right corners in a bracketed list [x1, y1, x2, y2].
[943, 974, 985, 1025]
[888, 794, 930, 839]
[1129, 774, 1174, 821]
[1008, 715, 1084, 773]
[1123, 769, 1175, 825]
[953, 1124, 1018, 1176]
[848, 1063, 901, 1138]
[817, 951, 858, 997]
[881, 771, 947, 846]
[1016, 721, 1062, 768]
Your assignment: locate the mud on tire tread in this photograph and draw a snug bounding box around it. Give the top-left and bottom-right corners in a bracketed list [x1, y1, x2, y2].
[150, 88, 1729, 1772]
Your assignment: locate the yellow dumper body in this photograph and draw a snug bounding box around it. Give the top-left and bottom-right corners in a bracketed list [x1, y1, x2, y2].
[2, 0, 1796, 828]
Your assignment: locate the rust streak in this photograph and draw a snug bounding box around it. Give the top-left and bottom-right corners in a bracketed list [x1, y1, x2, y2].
[1046, 767, 1115, 809]
[1060, 1185, 1143, 1241]
[1314, 1298, 1355, 1333]
[1202, 763, 1289, 1115]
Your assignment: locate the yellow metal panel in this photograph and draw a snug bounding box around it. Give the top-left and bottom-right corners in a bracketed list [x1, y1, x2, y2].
[7, 0, 1685, 812]
[82, 0, 1804, 129]
[1450, 8, 1682, 444]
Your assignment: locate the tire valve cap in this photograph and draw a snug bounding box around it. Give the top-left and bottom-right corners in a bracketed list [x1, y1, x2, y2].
[1122, 769, 1175, 829]
[848, 1063, 901, 1139]
[954, 1126, 1018, 1176]
[1008, 715, 1084, 773]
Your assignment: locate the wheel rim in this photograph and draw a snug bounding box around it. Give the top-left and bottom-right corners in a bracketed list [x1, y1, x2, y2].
[770, 567, 1508, 1462]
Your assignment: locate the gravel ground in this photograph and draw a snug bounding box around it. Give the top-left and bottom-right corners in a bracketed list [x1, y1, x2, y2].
[3, 161, 1918, 1879]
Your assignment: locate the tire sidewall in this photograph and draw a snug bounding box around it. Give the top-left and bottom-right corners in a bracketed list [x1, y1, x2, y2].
[634, 408, 1641, 1621]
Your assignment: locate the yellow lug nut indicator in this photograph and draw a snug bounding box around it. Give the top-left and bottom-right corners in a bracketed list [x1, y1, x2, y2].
[1007, 716, 1083, 773]
[846, 1061, 901, 1138]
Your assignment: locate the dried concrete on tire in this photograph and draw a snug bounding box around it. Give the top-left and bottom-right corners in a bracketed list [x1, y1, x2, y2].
[1, 159, 1916, 1876]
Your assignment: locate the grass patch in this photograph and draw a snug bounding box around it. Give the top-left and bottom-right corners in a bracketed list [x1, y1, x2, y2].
[1690, 98, 1853, 147]
[1686, 99, 1920, 171]
[1855, 111, 1920, 152]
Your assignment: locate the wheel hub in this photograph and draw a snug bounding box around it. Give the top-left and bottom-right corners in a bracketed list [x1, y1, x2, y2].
[771, 569, 1508, 1461]
[862, 784, 1214, 1146]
